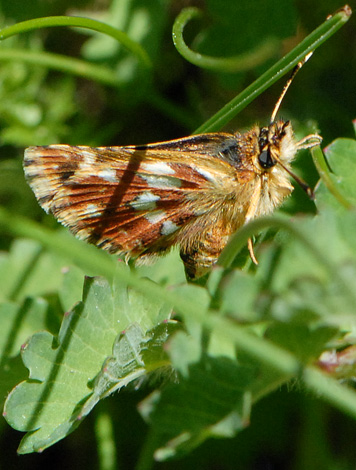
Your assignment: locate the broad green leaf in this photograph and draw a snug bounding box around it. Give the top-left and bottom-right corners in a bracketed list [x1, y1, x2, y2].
[168, 331, 202, 378]
[269, 210, 356, 294]
[4, 275, 172, 453]
[0, 354, 28, 415]
[265, 217, 356, 332]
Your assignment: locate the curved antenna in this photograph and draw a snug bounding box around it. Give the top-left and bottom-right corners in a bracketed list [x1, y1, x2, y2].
[270, 52, 313, 123]
[273, 153, 314, 198]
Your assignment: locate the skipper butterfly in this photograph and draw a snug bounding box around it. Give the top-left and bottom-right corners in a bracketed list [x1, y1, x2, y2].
[24, 56, 322, 279]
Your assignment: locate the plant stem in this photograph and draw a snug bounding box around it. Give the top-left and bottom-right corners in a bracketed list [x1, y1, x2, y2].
[0, 48, 119, 86]
[95, 409, 118, 470]
[0, 16, 151, 67]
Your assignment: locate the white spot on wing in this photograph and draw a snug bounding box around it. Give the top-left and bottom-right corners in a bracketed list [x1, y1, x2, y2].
[78, 150, 97, 170]
[141, 161, 175, 175]
[161, 220, 179, 235]
[130, 191, 160, 210]
[81, 150, 96, 162]
[97, 169, 117, 182]
[85, 203, 103, 218]
[24, 165, 52, 177]
[140, 174, 181, 189]
[144, 210, 165, 225]
[192, 165, 216, 182]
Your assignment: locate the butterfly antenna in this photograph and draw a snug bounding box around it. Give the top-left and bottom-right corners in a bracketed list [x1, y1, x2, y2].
[270, 52, 313, 123]
[273, 154, 314, 199]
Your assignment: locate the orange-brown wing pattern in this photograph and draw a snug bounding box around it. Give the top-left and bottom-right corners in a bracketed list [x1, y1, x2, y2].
[24, 134, 255, 261]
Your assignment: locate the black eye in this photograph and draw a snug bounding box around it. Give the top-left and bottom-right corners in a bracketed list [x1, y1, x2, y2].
[258, 149, 275, 169]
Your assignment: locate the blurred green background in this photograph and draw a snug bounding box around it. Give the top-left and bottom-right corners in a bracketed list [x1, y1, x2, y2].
[0, 0, 355, 468]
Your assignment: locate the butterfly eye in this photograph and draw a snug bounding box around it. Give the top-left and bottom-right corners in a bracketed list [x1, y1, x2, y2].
[258, 148, 275, 169]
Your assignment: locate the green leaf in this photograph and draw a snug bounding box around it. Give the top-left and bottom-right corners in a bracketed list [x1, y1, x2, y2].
[81, 321, 180, 416]
[59, 266, 86, 313]
[4, 275, 172, 453]
[266, 323, 338, 363]
[256, 212, 356, 338]
[0, 354, 28, 415]
[0, 238, 69, 302]
[0, 297, 49, 360]
[0, 294, 51, 410]
[140, 356, 256, 460]
[217, 270, 262, 322]
[132, 249, 186, 286]
[315, 137, 356, 211]
[167, 331, 201, 378]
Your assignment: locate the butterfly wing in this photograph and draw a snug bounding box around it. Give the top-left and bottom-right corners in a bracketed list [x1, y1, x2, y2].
[24, 133, 256, 262]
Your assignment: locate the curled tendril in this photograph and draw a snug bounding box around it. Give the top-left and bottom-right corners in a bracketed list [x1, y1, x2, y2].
[172, 7, 279, 73]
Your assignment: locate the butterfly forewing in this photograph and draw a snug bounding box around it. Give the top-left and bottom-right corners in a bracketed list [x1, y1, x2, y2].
[24, 135, 254, 263]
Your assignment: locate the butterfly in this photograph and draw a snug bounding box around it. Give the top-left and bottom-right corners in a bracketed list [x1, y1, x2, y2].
[23, 56, 322, 279]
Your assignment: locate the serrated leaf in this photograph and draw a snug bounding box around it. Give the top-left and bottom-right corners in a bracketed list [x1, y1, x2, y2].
[0, 293, 51, 410]
[81, 321, 180, 416]
[4, 275, 172, 453]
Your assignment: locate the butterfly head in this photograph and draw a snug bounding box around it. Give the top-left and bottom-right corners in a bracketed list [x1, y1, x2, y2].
[255, 119, 322, 198]
[256, 120, 297, 172]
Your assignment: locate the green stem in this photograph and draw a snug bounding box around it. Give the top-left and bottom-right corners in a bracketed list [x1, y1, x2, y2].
[312, 145, 353, 209]
[135, 429, 160, 470]
[0, 16, 151, 67]
[0, 49, 119, 87]
[173, 7, 279, 72]
[193, 5, 352, 133]
[95, 409, 118, 470]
